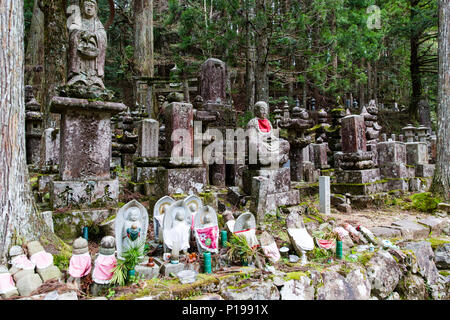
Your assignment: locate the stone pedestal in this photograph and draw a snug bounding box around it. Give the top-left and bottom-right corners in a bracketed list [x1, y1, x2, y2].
[415, 164, 435, 177]
[406, 142, 428, 165]
[40, 128, 60, 168]
[310, 143, 329, 169]
[336, 168, 380, 184]
[243, 167, 291, 195]
[319, 176, 331, 214]
[49, 97, 126, 210]
[155, 167, 207, 197]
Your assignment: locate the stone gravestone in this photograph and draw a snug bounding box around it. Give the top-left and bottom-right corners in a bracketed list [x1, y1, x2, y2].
[25, 85, 43, 167]
[319, 176, 331, 215]
[153, 196, 175, 243]
[200, 58, 227, 104]
[49, 0, 126, 213]
[286, 212, 314, 265]
[233, 212, 258, 248]
[115, 200, 149, 260]
[259, 231, 280, 263]
[162, 200, 192, 257]
[193, 206, 220, 254]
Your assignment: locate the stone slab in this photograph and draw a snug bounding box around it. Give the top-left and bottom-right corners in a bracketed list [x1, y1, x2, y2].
[370, 226, 402, 239]
[417, 217, 446, 234]
[406, 142, 428, 165]
[133, 166, 158, 183]
[319, 176, 331, 214]
[391, 220, 430, 240]
[137, 119, 159, 158]
[243, 167, 291, 195]
[50, 179, 119, 209]
[135, 263, 160, 280]
[265, 190, 300, 214]
[37, 266, 61, 282]
[380, 163, 412, 179]
[415, 164, 435, 177]
[336, 168, 380, 184]
[331, 180, 385, 195]
[385, 178, 409, 192]
[155, 167, 207, 196]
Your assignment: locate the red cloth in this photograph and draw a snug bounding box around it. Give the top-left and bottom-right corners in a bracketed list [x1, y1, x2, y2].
[258, 119, 271, 133]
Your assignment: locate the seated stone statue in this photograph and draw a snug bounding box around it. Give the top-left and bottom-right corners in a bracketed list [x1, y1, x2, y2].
[68, 237, 91, 288]
[154, 196, 175, 244]
[247, 101, 290, 167]
[233, 212, 259, 248]
[193, 206, 219, 254]
[67, 0, 107, 88]
[163, 201, 191, 258]
[115, 200, 149, 259]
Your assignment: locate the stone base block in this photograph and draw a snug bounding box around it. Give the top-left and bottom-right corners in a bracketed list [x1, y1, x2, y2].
[50, 179, 119, 209]
[385, 178, 409, 192]
[155, 167, 207, 196]
[38, 174, 58, 192]
[336, 168, 380, 184]
[417, 217, 446, 235]
[159, 262, 186, 277]
[370, 226, 402, 238]
[391, 220, 430, 240]
[380, 163, 412, 179]
[406, 142, 428, 165]
[133, 166, 158, 183]
[16, 274, 43, 296]
[127, 181, 155, 196]
[243, 167, 291, 195]
[265, 190, 300, 213]
[331, 180, 385, 195]
[409, 177, 431, 192]
[37, 266, 61, 282]
[53, 208, 116, 240]
[415, 164, 435, 177]
[1, 288, 19, 299]
[135, 262, 160, 280]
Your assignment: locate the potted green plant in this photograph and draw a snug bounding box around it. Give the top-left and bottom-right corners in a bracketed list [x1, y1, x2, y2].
[110, 240, 147, 286]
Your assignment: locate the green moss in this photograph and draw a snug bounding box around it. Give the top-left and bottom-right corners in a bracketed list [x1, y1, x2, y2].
[439, 270, 450, 277]
[358, 252, 375, 266]
[408, 192, 441, 213]
[426, 237, 450, 249]
[284, 271, 308, 281]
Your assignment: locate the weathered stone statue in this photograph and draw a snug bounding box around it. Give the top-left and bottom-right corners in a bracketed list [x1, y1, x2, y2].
[193, 206, 219, 254]
[8, 246, 42, 296]
[153, 196, 175, 243]
[184, 195, 203, 230]
[27, 241, 62, 282]
[0, 265, 19, 298]
[67, 0, 107, 88]
[233, 212, 258, 248]
[163, 201, 191, 257]
[91, 236, 117, 295]
[247, 101, 290, 167]
[115, 200, 149, 260]
[286, 212, 314, 265]
[68, 237, 91, 288]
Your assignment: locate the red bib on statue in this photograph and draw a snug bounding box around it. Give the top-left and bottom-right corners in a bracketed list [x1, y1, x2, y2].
[258, 119, 271, 133]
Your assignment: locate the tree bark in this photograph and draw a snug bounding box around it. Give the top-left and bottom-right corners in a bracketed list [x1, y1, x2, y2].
[39, 0, 68, 128]
[0, 0, 54, 264]
[245, 0, 256, 110]
[409, 0, 422, 119]
[255, 0, 269, 102]
[431, 0, 450, 201]
[25, 0, 45, 104]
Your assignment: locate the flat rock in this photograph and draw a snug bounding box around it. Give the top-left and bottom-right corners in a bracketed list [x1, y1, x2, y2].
[434, 243, 450, 269]
[370, 226, 402, 239]
[437, 203, 450, 213]
[345, 268, 371, 300]
[192, 294, 224, 300]
[396, 274, 427, 300]
[391, 220, 429, 240]
[220, 281, 280, 300]
[316, 271, 353, 300]
[280, 277, 314, 300]
[135, 263, 160, 280]
[37, 266, 61, 282]
[402, 241, 440, 286]
[365, 250, 403, 299]
[417, 217, 446, 234]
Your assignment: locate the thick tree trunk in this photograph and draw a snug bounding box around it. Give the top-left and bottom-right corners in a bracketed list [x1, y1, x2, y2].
[409, 0, 422, 118]
[25, 0, 45, 104]
[255, 0, 269, 102]
[245, 0, 256, 110]
[133, 0, 155, 115]
[431, 0, 450, 201]
[0, 0, 54, 264]
[39, 0, 68, 128]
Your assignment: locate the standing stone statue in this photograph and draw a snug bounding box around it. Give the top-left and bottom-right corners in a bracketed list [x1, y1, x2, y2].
[91, 236, 117, 296]
[8, 246, 42, 297]
[162, 201, 191, 258]
[115, 200, 149, 260]
[153, 196, 175, 243]
[27, 241, 61, 282]
[259, 231, 280, 263]
[67, 0, 107, 88]
[193, 206, 219, 254]
[233, 212, 258, 248]
[68, 237, 92, 288]
[0, 266, 19, 298]
[184, 195, 203, 230]
[286, 212, 314, 265]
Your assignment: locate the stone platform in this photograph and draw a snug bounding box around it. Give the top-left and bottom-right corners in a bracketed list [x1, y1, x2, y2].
[155, 167, 207, 197]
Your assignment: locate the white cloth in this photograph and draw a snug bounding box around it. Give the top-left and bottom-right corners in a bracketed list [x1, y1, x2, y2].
[235, 228, 259, 248]
[261, 242, 281, 263]
[288, 227, 314, 251]
[163, 221, 190, 252]
[30, 251, 53, 269]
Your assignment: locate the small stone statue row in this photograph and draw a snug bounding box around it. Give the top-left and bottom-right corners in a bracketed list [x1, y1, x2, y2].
[68, 236, 116, 294]
[1, 241, 61, 298]
[154, 195, 220, 263]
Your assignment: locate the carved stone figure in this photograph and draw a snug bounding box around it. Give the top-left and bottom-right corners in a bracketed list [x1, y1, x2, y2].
[184, 195, 203, 230]
[0, 265, 18, 298]
[286, 212, 314, 265]
[247, 101, 290, 166]
[194, 206, 219, 254]
[153, 196, 175, 243]
[115, 200, 149, 259]
[67, 0, 107, 88]
[68, 237, 91, 288]
[233, 212, 258, 248]
[259, 231, 280, 263]
[162, 201, 191, 256]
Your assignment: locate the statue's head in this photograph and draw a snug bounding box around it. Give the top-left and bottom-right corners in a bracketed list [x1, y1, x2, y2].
[83, 0, 98, 18]
[128, 207, 140, 222]
[175, 209, 185, 222]
[254, 101, 269, 119]
[202, 214, 212, 225]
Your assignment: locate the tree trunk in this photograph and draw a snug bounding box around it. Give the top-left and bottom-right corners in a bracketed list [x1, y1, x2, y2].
[255, 0, 269, 102]
[0, 0, 54, 264]
[39, 0, 68, 128]
[133, 0, 155, 115]
[25, 0, 45, 104]
[431, 0, 450, 201]
[409, 0, 422, 119]
[245, 0, 256, 110]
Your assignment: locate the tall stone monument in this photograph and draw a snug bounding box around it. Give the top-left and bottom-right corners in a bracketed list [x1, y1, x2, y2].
[49, 0, 126, 236]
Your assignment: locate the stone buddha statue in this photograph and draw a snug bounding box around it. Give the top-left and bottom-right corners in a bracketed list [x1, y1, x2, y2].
[122, 207, 143, 253]
[247, 101, 290, 167]
[163, 205, 191, 258]
[68, 237, 91, 287]
[67, 0, 107, 88]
